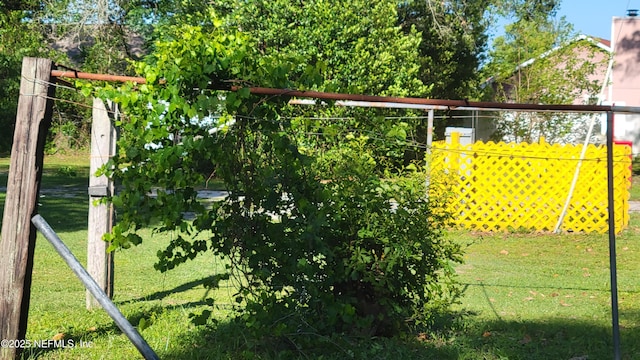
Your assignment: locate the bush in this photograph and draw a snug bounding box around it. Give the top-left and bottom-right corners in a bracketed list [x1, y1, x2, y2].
[99, 15, 462, 342]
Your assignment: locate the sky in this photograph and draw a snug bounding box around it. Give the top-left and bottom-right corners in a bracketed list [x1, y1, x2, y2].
[556, 0, 640, 40]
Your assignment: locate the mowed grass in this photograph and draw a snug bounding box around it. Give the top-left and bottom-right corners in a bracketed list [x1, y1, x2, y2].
[2, 154, 640, 359]
[0, 154, 233, 359]
[450, 222, 640, 360]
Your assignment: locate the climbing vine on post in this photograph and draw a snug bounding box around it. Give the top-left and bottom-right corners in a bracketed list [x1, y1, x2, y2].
[92, 10, 462, 340]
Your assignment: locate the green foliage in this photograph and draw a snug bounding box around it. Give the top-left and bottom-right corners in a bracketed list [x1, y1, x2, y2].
[397, 0, 491, 101]
[234, 0, 427, 97]
[55, 165, 78, 177]
[0, 10, 49, 152]
[96, 9, 461, 339]
[0, 5, 93, 153]
[231, 0, 433, 167]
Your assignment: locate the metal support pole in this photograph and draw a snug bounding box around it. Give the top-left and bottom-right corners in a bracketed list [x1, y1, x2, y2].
[606, 111, 621, 360]
[426, 109, 434, 150]
[425, 109, 434, 198]
[31, 215, 160, 360]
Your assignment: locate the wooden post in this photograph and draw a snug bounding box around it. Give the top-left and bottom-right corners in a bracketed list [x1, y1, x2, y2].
[0, 57, 55, 360]
[86, 99, 116, 309]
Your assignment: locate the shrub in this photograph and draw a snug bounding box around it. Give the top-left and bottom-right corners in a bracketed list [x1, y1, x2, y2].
[98, 13, 462, 342]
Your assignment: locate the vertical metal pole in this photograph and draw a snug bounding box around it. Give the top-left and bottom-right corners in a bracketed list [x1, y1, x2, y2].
[425, 109, 434, 198]
[606, 111, 621, 360]
[426, 109, 434, 150]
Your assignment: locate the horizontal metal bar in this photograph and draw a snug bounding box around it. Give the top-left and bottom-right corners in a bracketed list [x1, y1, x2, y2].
[51, 70, 147, 84]
[50, 69, 640, 114]
[234, 86, 640, 114]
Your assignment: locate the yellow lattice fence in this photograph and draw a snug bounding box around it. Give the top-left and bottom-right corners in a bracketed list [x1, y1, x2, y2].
[429, 134, 631, 233]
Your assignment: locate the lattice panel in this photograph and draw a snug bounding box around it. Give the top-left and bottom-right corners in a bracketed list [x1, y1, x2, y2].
[429, 138, 631, 233]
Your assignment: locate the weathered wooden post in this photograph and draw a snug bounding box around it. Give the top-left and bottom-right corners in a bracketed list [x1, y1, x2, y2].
[0, 57, 55, 360]
[86, 98, 116, 309]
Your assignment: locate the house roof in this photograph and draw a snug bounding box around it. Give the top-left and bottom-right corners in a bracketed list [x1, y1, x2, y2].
[593, 37, 611, 48]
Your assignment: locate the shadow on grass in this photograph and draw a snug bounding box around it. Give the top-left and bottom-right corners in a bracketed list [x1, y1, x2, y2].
[23, 273, 640, 359]
[0, 195, 89, 234]
[117, 276, 220, 305]
[34, 196, 89, 233]
[155, 310, 640, 360]
[0, 176, 89, 233]
[157, 319, 463, 360]
[22, 301, 211, 360]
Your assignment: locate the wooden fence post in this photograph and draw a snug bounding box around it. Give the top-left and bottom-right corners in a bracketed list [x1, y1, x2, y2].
[0, 57, 55, 360]
[86, 98, 116, 309]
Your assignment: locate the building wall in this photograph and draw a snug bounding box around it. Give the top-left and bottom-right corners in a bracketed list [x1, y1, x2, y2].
[573, 43, 611, 105]
[611, 16, 640, 153]
[612, 17, 640, 106]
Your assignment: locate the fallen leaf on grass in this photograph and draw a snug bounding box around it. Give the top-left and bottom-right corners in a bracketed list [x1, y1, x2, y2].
[87, 326, 97, 332]
[489, 298, 496, 303]
[623, 247, 629, 251]
[52, 333, 65, 341]
[521, 253, 529, 256]
[417, 332, 429, 342]
[524, 296, 534, 301]
[560, 300, 572, 307]
[518, 334, 532, 345]
[551, 292, 559, 297]
[586, 248, 593, 252]
[482, 331, 492, 338]
[499, 249, 509, 255]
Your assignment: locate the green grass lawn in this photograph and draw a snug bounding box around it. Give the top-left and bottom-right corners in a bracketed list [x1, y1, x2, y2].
[2, 154, 640, 359]
[449, 224, 640, 360]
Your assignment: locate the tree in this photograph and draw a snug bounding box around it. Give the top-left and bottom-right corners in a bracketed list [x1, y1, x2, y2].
[228, 0, 433, 170]
[397, 0, 492, 101]
[396, 0, 494, 146]
[95, 9, 461, 344]
[0, 6, 61, 152]
[482, 1, 607, 143]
